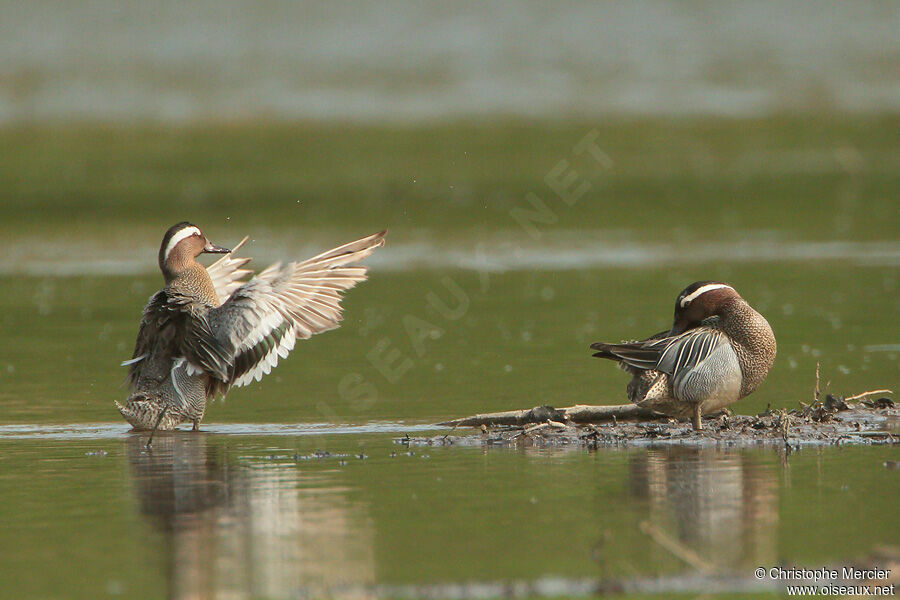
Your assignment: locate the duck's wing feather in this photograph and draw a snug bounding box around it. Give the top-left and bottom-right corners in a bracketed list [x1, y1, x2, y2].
[184, 230, 386, 390]
[590, 326, 728, 375]
[123, 290, 190, 389]
[589, 341, 660, 369]
[205, 236, 253, 305]
[590, 328, 669, 360]
[655, 327, 729, 377]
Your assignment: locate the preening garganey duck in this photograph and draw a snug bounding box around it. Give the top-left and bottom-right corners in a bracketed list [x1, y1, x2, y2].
[590, 281, 776, 430]
[116, 222, 386, 433]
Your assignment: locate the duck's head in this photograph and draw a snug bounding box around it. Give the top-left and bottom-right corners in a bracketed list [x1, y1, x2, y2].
[671, 281, 742, 334]
[158, 222, 230, 280]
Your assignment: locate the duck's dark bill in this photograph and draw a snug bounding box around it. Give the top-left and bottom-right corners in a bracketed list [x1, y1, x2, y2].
[204, 242, 231, 254]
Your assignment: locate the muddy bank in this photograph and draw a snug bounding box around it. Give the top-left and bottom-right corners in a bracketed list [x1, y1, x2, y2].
[404, 398, 897, 449]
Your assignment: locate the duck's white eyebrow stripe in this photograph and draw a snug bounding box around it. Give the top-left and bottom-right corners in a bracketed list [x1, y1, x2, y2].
[680, 283, 732, 307]
[164, 226, 202, 261]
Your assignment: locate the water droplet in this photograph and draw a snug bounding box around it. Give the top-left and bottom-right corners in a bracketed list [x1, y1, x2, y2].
[105, 580, 124, 595]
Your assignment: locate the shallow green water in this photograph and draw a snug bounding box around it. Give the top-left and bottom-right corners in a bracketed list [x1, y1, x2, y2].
[1, 433, 897, 599]
[0, 118, 897, 598]
[0, 261, 896, 426]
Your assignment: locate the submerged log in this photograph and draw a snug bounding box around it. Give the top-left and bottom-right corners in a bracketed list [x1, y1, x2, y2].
[437, 403, 660, 427]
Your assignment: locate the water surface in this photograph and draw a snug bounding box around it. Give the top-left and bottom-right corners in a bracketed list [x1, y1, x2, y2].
[2, 1, 899, 121]
[1, 430, 897, 599]
[0, 260, 896, 599]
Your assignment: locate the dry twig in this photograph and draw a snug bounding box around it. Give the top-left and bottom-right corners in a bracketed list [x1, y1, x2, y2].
[437, 403, 659, 427]
[814, 362, 820, 403]
[845, 389, 893, 402]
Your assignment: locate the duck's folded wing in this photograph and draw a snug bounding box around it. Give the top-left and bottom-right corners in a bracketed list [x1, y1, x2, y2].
[184, 230, 386, 389]
[123, 291, 171, 388]
[205, 236, 253, 305]
[655, 327, 729, 377]
[590, 328, 670, 360]
[590, 327, 727, 375]
[589, 339, 663, 370]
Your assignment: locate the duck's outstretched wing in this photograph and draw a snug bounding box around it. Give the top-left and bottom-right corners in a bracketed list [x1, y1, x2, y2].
[205, 236, 253, 306]
[183, 230, 386, 391]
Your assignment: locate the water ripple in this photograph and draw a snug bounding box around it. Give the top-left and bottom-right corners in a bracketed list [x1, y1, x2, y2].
[0, 421, 441, 440]
[2, 239, 897, 276]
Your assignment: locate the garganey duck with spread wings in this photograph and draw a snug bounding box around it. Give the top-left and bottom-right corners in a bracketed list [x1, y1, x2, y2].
[116, 222, 386, 433]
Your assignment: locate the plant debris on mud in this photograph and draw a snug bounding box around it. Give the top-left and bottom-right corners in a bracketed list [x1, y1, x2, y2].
[402, 398, 897, 449]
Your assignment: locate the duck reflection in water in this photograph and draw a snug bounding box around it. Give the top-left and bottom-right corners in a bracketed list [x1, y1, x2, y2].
[125, 434, 375, 600]
[627, 448, 778, 572]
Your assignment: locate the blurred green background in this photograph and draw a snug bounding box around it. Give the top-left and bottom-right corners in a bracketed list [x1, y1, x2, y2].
[1, 116, 897, 244]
